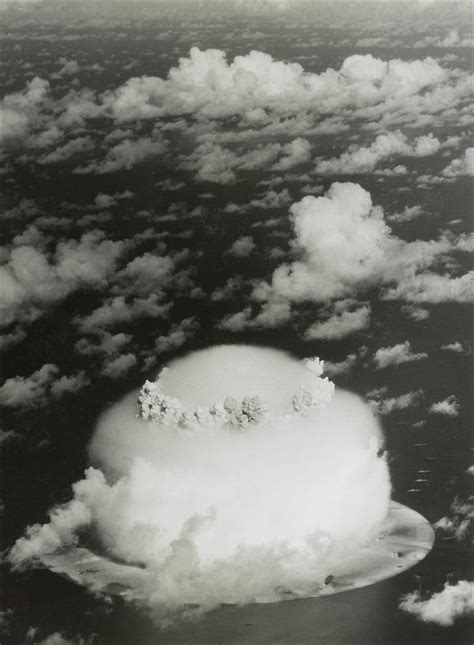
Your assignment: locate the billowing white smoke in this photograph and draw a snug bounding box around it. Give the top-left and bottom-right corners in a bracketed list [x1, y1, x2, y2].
[9, 345, 391, 621]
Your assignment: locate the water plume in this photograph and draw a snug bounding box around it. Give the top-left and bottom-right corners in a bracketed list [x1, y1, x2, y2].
[9, 345, 391, 622]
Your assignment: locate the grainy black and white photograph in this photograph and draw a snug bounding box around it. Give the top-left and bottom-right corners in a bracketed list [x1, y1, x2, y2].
[0, 0, 473, 643]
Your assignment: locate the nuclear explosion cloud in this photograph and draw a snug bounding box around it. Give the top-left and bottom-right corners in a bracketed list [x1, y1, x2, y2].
[136, 352, 334, 429]
[9, 345, 434, 623]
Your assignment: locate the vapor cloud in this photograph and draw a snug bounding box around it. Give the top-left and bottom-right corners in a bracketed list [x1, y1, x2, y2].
[9, 346, 390, 622]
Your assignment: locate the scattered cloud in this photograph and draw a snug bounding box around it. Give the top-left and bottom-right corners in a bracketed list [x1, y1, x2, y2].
[154, 317, 198, 355]
[314, 131, 440, 175]
[218, 300, 292, 331]
[441, 148, 474, 178]
[399, 580, 474, 626]
[253, 182, 472, 313]
[387, 205, 424, 224]
[54, 57, 81, 78]
[101, 48, 467, 132]
[75, 136, 167, 174]
[75, 331, 133, 358]
[373, 341, 428, 369]
[367, 388, 424, 415]
[415, 29, 474, 48]
[225, 188, 292, 214]
[75, 295, 171, 332]
[381, 271, 473, 304]
[401, 304, 430, 321]
[305, 304, 370, 341]
[434, 496, 473, 542]
[1, 230, 127, 328]
[38, 136, 94, 165]
[184, 138, 309, 184]
[101, 353, 137, 379]
[0, 364, 89, 408]
[227, 235, 256, 258]
[211, 276, 244, 302]
[323, 353, 358, 376]
[441, 341, 463, 353]
[429, 395, 460, 416]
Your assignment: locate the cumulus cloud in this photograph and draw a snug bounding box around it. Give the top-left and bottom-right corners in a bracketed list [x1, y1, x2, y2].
[219, 300, 292, 332]
[101, 353, 137, 379]
[38, 136, 94, 165]
[323, 353, 358, 376]
[373, 341, 428, 369]
[0, 78, 101, 150]
[184, 138, 309, 184]
[75, 329, 138, 379]
[114, 251, 177, 297]
[75, 331, 133, 358]
[399, 580, 474, 626]
[75, 295, 171, 332]
[0, 365, 89, 408]
[415, 29, 474, 48]
[1, 230, 126, 328]
[225, 188, 292, 214]
[429, 395, 460, 416]
[53, 57, 81, 78]
[253, 183, 389, 303]
[434, 497, 473, 542]
[256, 183, 470, 305]
[367, 388, 424, 415]
[0, 198, 40, 222]
[227, 235, 255, 257]
[0, 107, 29, 142]
[75, 136, 167, 174]
[401, 304, 430, 321]
[0, 76, 49, 144]
[271, 138, 311, 171]
[436, 29, 473, 47]
[382, 271, 473, 304]
[1, 327, 28, 351]
[50, 372, 90, 398]
[229, 182, 473, 330]
[314, 131, 440, 175]
[93, 193, 117, 209]
[35, 632, 93, 645]
[1, 49, 470, 186]
[441, 148, 474, 178]
[441, 341, 463, 352]
[33, 632, 95, 645]
[101, 48, 466, 131]
[305, 305, 370, 341]
[0, 429, 21, 445]
[211, 276, 244, 302]
[154, 317, 198, 355]
[387, 205, 424, 224]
